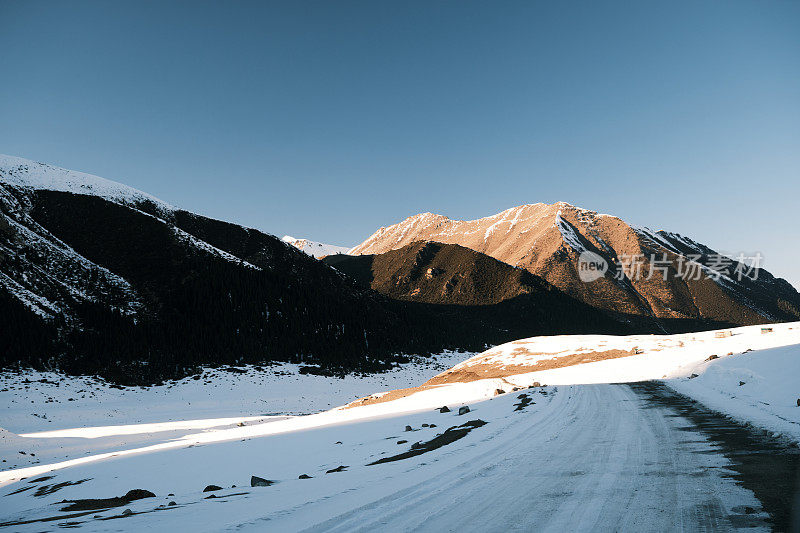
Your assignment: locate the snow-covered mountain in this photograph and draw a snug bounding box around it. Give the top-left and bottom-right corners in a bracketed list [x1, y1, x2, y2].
[350, 203, 800, 328]
[281, 235, 350, 258]
[0, 154, 173, 213]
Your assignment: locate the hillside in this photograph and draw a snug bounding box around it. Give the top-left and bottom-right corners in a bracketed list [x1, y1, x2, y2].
[0, 156, 482, 383]
[324, 241, 545, 306]
[3, 156, 675, 385]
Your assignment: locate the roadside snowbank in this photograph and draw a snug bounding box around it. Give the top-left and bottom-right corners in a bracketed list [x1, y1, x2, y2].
[437, 322, 800, 386]
[357, 322, 800, 443]
[667, 344, 800, 443]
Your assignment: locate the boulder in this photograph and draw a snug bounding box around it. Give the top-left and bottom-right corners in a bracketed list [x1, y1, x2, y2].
[124, 489, 155, 501]
[250, 476, 274, 487]
[494, 389, 505, 396]
[458, 406, 470, 415]
[404, 425, 413, 432]
[122, 509, 133, 516]
[203, 485, 223, 492]
[168, 501, 177, 506]
[298, 474, 313, 479]
[439, 406, 450, 413]
[326, 465, 348, 474]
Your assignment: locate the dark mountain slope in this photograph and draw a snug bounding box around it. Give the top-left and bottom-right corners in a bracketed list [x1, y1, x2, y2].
[323, 241, 733, 336]
[4, 188, 436, 382]
[324, 241, 551, 305]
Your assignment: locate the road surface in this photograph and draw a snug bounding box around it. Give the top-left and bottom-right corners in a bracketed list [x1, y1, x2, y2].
[292, 384, 782, 532]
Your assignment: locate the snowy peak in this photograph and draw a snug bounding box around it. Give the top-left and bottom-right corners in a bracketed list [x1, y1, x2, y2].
[349, 202, 613, 259]
[0, 154, 172, 213]
[282, 236, 350, 258]
[350, 203, 555, 256]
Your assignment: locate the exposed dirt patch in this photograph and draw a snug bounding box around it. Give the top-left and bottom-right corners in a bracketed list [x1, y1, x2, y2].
[59, 488, 155, 512]
[368, 419, 487, 466]
[347, 348, 632, 409]
[0, 509, 100, 528]
[426, 348, 637, 385]
[4, 485, 35, 496]
[34, 478, 91, 497]
[28, 475, 55, 483]
[345, 384, 441, 408]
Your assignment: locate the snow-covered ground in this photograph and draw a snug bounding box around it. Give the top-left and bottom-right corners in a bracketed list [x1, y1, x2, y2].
[668, 344, 800, 443]
[425, 322, 800, 442]
[0, 383, 773, 531]
[1, 324, 798, 531]
[0, 352, 468, 474]
[281, 236, 350, 258]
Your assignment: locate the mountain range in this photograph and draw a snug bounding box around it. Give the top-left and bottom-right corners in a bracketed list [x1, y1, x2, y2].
[2, 155, 798, 383]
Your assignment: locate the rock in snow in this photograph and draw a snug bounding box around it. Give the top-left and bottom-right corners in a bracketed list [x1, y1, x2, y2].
[250, 476, 275, 487]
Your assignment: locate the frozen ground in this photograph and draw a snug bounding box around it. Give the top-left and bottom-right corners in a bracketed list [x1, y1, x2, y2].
[0, 352, 469, 473]
[0, 324, 798, 531]
[0, 383, 777, 532]
[425, 322, 800, 443]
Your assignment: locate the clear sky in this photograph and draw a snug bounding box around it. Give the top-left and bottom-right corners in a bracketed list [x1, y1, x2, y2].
[2, 1, 799, 287]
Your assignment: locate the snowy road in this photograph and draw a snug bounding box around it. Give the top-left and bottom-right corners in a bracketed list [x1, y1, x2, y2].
[2, 383, 792, 531]
[248, 384, 773, 532]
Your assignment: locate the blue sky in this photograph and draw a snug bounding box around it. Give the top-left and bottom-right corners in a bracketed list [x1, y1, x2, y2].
[2, 1, 799, 287]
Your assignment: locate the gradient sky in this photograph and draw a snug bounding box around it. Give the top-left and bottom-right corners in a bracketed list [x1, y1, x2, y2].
[2, 1, 799, 287]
